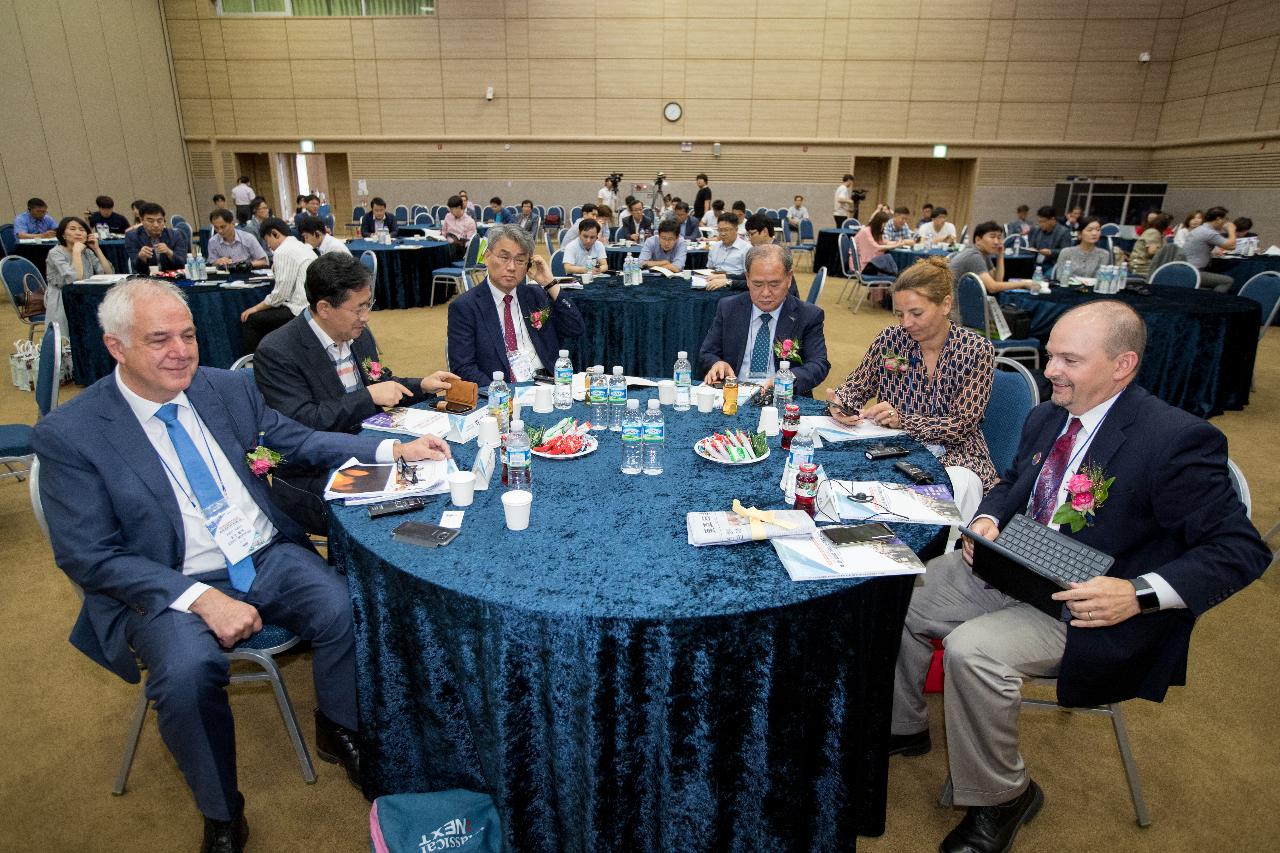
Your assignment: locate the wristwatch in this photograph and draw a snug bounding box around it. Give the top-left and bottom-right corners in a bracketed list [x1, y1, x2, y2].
[1129, 577, 1161, 614]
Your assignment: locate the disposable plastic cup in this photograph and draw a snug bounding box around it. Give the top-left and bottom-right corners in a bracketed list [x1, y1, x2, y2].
[501, 490, 532, 531]
[448, 471, 475, 507]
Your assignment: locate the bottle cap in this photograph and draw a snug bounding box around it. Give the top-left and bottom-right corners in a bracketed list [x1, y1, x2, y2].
[647, 399, 660, 409]
[677, 350, 687, 359]
[559, 349, 568, 357]
[799, 462, 817, 474]
[785, 403, 800, 413]
[510, 419, 524, 431]
[779, 360, 790, 370]
[492, 371, 503, 381]
[612, 366, 623, 375]
[627, 398, 639, 410]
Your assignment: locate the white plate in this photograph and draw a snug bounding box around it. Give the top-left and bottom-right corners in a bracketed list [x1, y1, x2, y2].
[531, 433, 598, 460]
[694, 437, 770, 465]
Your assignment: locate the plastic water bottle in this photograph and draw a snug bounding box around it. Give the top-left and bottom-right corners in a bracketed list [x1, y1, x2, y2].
[588, 366, 608, 430]
[1058, 258, 1073, 286]
[184, 253, 195, 281]
[673, 350, 692, 411]
[488, 371, 511, 432]
[553, 349, 573, 410]
[642, 399, 664, 475]
[196, 247, 207, 281]
[620, 399, 644, 475]
[1118, 261, 1129, 290]
[784, 427, 815, 503]
[608, 366, 627, 431]
[774, 360, 795, 412]
[505, 419, 531, 491]
[1031, 261, 1044, 285]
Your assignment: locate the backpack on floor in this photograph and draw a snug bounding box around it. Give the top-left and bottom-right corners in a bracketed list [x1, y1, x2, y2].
[370, 789, 502, 853]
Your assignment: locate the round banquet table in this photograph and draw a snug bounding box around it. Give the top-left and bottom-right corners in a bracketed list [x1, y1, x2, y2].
[604, 243, 709, 272]
[813, 226, 860, 275]
[62, 279, 271, 385]
[1209, 253, 1280, 295]
[997, 284, 1260, 418]
[888, 248, 1039, 280]
[16, 237, 129, 278]
[566, 272, 735, 376]
[347, 238, 453, 309]
[330, 394, 948, 851]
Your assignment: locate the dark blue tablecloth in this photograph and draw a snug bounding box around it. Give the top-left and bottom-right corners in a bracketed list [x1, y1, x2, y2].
[347, 239, 454, 309]
[62, 280, 272, 385]
[566, 273, 735, 376]
[604, 243, 709, 272]
[813, 227, 860, 275]
[998, 285, 1260, 418]
[16, 238, 129, 278]
[332, 394, 948, 850]
[1209, 254, 1280, 294]
[888, 248, 1039, 281]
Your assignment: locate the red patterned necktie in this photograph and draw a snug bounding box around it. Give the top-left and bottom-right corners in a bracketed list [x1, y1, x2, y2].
[502, 294, 519, 380]
[1029, 417, 1082, 525]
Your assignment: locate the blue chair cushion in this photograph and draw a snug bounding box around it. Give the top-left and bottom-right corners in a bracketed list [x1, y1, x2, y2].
[0, 423, 34, 457]
[993, 338, 1040, 351]
[432, 266, 466, 278]
[235, 623, 297, 652]
[862, 274, 896, 283]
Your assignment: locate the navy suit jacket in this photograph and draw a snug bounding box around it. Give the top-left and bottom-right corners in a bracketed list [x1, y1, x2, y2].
[697, 293, 830, 395]
[447, 280, 585, 387]
[976, 384, 1269, 707]
[124, 226, 189, 272]
[360, 212, 399, 238]
[31, 368, 384, 683]
[253, 312, 425, 435]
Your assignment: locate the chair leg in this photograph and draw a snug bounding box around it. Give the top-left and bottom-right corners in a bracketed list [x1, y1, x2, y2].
[850, 281, 869, 313]
[112, 688, 151, 795]
[1108, 703, 1151, 827]
[252, 653, 317, 784]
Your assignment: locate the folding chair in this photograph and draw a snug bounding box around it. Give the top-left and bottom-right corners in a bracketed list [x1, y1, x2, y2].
[1149, 261, 1200, 289]
[805, 268, 827, 304]
[957, 273, 1040, 369]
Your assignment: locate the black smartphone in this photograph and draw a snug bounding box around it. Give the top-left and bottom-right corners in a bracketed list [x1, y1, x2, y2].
[440, 400, 475, 414]
[827, 399, 858, 418]
[391, 520, 459, 548]
[865, 444, 911, 461]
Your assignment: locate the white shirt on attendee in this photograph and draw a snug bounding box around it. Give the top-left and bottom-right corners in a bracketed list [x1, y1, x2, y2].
[701, 210, 718, 229]
[230, 184, 255, 206]
[488, 281, 544, 372]
[268, 236, 316, 316]
[834, 184, 852, 217]
[918, 221, 957, 243]
[708, 237, 752, 275]
[317, 234, 352, 256]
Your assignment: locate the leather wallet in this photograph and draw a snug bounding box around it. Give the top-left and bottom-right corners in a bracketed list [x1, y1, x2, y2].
[436, 378, 478, 413]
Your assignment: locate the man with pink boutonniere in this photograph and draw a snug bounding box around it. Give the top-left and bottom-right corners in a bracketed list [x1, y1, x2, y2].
[886, 300, 1269, 853]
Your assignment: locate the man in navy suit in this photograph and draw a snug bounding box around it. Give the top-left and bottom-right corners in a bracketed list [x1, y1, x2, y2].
[447, 223, 585, 387]
[889, 301, 1269, 853]
[32, 278, 451, 853]
[698, 244, 830, 395]
[358, 197, 398, 238]
[254, 253, 458, 534]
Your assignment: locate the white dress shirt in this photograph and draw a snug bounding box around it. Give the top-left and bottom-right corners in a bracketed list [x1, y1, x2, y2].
[488, 282, 544, 372]
[980, 390, 1186, 610]
[709, 237, 751, 275]
[736, 303, 782, 383]
[267, 236, 315, 315]
[317, 234, 352, 256]
[230, 184, 256, 205]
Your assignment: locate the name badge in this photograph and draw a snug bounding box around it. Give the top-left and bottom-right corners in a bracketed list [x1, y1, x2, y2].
[205, 498, 267, 565]
[507, 348, 536, 383]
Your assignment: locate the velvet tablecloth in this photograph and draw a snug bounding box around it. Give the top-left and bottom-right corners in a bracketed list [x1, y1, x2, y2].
[813, 226, 860, 275]
[17, 237, 129, 277]
[998, 285, 1260, 418]
[62, 280, 271, 385]
[347, 238, 454, 309]
[331, 395, 948, 852]
[604, 243, 709, 272]
[566, 273, 736, 377]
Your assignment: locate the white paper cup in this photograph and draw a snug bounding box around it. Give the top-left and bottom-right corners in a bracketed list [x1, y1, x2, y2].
[448, 471, 476, 507]
[478, 415, 500, 447]
[501, 489, 532, 531]
[758, 405, 780, 437]
[533, 384, 554, 413]
[658, 380, 676, 405]
[148, 265, 161, 276]
[571, 372, 587, 401]
[696, 386, 715, 413]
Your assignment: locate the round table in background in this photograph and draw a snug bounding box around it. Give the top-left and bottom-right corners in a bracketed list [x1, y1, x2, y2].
[16, 238, 129, 278]
[566, 272, 735, 376]
[347, 238, 453, 309]
[887, 248, 1039, 280]
[1209, 254, 1280, 294]
[997, 284, 1260, 418]
[62, 279, 271, 385]
[813, 226, 860, 275]
[604, 243, 710, 272]
[331, 394, 948, 851]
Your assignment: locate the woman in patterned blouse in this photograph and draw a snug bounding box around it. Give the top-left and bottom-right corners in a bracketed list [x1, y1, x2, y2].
[827, 256, 999, 491]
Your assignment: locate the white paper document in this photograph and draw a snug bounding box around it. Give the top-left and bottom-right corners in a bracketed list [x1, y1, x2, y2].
[686, 508, 816, 546]
[323, 457, 448, 504]
[798, 415, 905, 443]
[771, 525, 925, 582]
[361, 407, 451, 438]
[830, 481, 962, 525]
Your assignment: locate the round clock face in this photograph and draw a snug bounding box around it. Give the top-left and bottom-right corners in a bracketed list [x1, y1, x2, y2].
[664, 101, 682, 122]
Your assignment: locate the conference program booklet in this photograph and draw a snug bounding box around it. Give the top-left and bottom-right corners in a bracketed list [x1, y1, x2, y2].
[833, 482, 962, 525]
[771, 523, 925, 582]
[361, 407, 451, 438]
[323, 458, 448, 505]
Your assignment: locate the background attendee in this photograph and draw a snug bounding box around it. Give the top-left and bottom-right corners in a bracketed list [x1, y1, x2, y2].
[561, 202, 598, 245]
[1006, 204, 1032, 236]
[359, 197, 399, 239]
[515, 199, 539, 235]
[701, 199, 725, 229]
[598, 176, 620, 217]
[950, 221, 1020, 294]
[1054, 217, 1110, 282]
[440, 195, 476, 261]
[241, 217, 312, 351]
[1026, 205, 1072, 266]
[731, 201, 750, 235]
[487, 197, 510, 223]
[699, 244, 829, 393]
[1173, 209, 1203, 247]
[918, 203, 935, 227]
[744, 213, 778, 248]
[619, 199, 652, 241]
[124, 202, 188, 273]
[829, 256, 997, 490]
[254, 253, 457, 534]
[126, 198, 146, 232]
[45, 215, 114, 332]
[230, 176, 256, 224]
[693, 173, 712, 220]
[294, 194, 320, 231]
[211, 193, 226, 209]
[1183, 206, 1237, 292]
[786, 196, 810, 231]
[1129, 212, 1172, 278]
[561, 220, 607, 274]
[88, 196, 129, 234]
[883, 207, 916, 244]
[1232, 216, 1254, 239]
[707, 213, 751, 277]
[299, 215, 351, 257]
[15, 197, 57, 238]
[242, 196, 273, 253]
[1062, 205, 1084, 239]
[917, 207, 957, 245]
[446, 224, 584, 386]
[834, 174, 855, 227]
[671, 201, 700, 240]
[206, 208, 269, 269]
[639, 219, 687, 272]
[853, 209, 907, 276]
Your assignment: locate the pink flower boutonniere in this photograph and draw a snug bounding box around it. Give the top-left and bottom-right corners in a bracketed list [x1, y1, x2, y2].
[245, 432, 284, 478]
[773, 338, 803, 364]
[361, 357, 392, 382]
[882, 350, 910, 374]
[527, 306, 551, 331]
[1052, 463, 1115, 532]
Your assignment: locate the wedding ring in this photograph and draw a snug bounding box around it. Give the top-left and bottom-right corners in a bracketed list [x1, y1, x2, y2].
[1088, 611, 1094, 620]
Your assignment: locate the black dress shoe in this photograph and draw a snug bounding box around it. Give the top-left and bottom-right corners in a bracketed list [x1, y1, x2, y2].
[940, 779, 1043, 853]
[201, 796, 249, 853]
[888, 729, 932, 757]
[315, 709, 362, 789]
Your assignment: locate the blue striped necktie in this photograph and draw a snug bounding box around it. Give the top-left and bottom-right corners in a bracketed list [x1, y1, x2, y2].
[749, 314, 773, 375]
[155, 403, 257, 592]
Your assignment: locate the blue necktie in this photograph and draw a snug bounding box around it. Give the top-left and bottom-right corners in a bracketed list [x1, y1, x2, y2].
[749, 314, 773, 376]
[155, 403, 257, 592]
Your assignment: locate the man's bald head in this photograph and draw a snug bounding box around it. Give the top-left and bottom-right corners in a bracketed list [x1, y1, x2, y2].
[1060, 301, 1146, 363]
